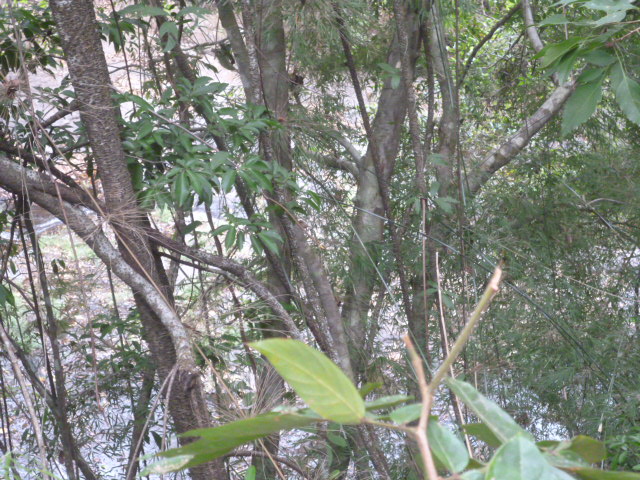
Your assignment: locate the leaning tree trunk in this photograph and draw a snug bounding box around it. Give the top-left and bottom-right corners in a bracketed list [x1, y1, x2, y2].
[47, 1, 226, 478]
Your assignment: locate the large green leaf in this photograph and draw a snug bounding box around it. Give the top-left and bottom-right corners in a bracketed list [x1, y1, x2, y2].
[447, 378, 532, 444]
[486, 434, 549, 480]
[545, 449, 591, 469]
[568, 435, 607, 463]
[573, 469, 640, 480]
[251, 339, 365, 423]
[611, 63, 640, 125]
[144, 411, 319, 473]
[552, 467, 581, 480]
[561, 77, 604, 136]
[536, 37, 583, 68]
[141, 455, 194, 475]
[428, 418, 469, 473]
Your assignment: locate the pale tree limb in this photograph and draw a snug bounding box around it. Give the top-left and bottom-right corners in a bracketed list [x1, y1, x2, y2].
[329, 131, 363, 165]
[467, 80, 576, 194]
[522, 0, 545, 53]
[0, 154, 302, 342]
[522, 0, 562, 86]
[146, 230, 303, 340]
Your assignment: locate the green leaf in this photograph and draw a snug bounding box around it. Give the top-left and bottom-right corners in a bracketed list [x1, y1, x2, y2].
[359, 382, 382, 398]
[244, 465, 256, 480]
[545, 449, 591, 469]
[568, 435, 607, 463]
[159, 21, 178, 52]
[365, 394, 413, 411]
[554, 48, 581, 84]
[463, 423, 502, 448]
[582, 0, 635, 12]
[140, 455, 194, 475]
[578, 68, 607, 84]
[535, 37, 583, 69]
[428, 418, 469, 473]
[224, 227, 236, 250]
[257, 230, 281, 254]
[461, 470, 486, 480]
[446, 378, 532, 444]
[611, 63, 640, 125]
[582, 48, 616, 67]
[486, 434, 549, 480]
[389, 403, 422, 424]
[155, 411, 319, 472]
[573, 468, 640, 480]
[589, 10, 626, 26]
[327, 431, 349, 448]
[0, 284, 15, 308]
[539, 13, 570, 25]
[561, 77, 604, 135]
[221, 169, 237, 193]
[173, 171, 189, 207]
[251, 339, 365, 423]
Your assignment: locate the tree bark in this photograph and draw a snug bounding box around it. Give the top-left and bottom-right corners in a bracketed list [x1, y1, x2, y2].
[47, 1, 226, 478]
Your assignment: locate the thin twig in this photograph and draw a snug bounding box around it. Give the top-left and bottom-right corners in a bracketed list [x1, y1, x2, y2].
[404, 335, 440, 480]
[429, 265, 502, 390]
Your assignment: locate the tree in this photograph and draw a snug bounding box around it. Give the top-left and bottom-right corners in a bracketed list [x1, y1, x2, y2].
[0, 0, 639, 478]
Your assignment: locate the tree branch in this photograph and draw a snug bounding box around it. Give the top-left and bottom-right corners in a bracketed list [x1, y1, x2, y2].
[0, 154, 194, 366]
[522, 0, 544, 53]
[468, 81, 576, 194]
[458, 3, 522, 87]
[146, 230, 303, 340]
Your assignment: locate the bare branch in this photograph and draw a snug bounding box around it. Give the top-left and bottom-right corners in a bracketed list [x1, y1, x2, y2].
[458, 3, 522, 87]
[147, 231, 303, 340]
[468, 80, 576, 194]
[329, 131, 363, 164]
[522, 0, 545, 53]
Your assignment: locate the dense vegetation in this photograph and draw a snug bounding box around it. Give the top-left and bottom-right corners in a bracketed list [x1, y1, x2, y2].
[0, 0, 639, 478]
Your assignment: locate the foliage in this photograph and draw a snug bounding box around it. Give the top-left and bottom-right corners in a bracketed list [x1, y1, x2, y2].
[144, 339, 640, 480]
[0, 0, 639, 479]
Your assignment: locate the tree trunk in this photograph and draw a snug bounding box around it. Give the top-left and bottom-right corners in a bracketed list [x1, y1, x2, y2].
[48, 1, 226, 478]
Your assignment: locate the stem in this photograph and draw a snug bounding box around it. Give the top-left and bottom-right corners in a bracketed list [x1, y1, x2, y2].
[429, 265, 502, 390]
[395, 266, 502, 479]
[404, 335, 440, 480]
